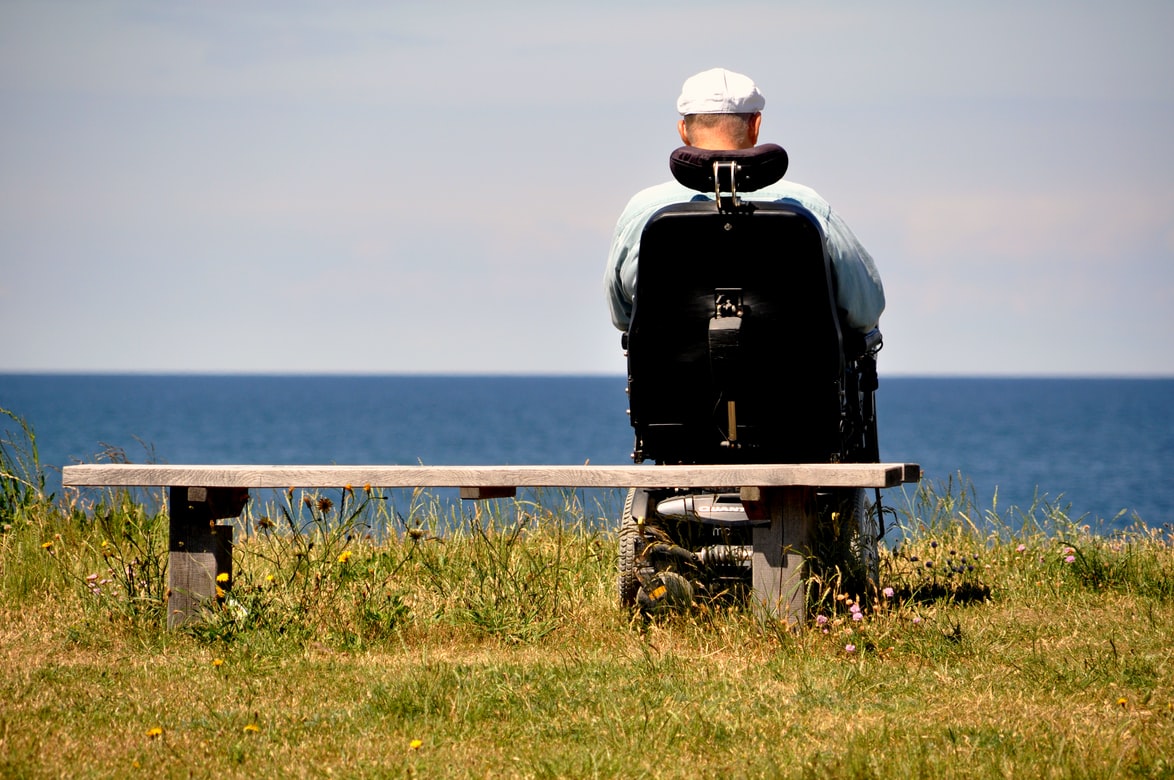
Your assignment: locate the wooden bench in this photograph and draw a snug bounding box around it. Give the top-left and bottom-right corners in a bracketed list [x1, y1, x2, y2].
[62, 462, 920, 628]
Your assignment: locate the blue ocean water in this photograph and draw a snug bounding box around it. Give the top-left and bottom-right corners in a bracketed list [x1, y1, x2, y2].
[1, 374, 1171, 531]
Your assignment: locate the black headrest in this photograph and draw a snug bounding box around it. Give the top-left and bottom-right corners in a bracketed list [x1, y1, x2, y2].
[669, 143, 788, 194]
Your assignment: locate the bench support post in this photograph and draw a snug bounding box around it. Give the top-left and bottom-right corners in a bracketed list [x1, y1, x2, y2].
[748, 486, 815, 624]
[167, 487, 248, 630]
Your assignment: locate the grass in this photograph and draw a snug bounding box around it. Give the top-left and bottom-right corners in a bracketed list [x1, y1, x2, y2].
[2, 410, 1173, 778]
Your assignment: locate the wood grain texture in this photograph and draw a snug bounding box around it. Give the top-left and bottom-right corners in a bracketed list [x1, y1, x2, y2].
[751, 487, 816, 623]
[167, 486, 234, 629]
[63, 463, 919, 489]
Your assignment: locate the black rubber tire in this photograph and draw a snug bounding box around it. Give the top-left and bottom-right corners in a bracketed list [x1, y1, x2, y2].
[846, 487, 880, 591]
[617, 487, 642, 607]
[813, 487, 880, 598]
[637, 570, 694, 613]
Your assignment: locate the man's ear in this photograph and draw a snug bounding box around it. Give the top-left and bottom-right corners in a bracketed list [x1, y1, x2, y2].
[748, 113, 762, 145]
[677, 118, 690, 146]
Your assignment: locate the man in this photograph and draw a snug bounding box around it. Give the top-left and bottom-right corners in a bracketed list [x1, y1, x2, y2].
[604, 67, 885, 334]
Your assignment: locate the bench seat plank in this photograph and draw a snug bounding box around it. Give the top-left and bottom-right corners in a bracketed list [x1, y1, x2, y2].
[62, 463, 918, 490]
[61, 462, 920, 629]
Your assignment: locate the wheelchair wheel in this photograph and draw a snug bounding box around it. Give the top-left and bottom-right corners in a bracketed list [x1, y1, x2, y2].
[817, 487, 880, 596]
[846, 487, 880, 591]
[617, 487, 643, 607]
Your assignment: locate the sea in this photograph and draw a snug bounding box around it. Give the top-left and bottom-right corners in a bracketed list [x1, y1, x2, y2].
[1, 374, 1171, 534]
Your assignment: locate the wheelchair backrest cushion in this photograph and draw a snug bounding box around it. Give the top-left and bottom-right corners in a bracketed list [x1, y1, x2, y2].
[626, 200, 846, 463]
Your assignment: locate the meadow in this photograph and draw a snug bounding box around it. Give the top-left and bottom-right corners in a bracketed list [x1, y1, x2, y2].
[2, 408, 1172, 779]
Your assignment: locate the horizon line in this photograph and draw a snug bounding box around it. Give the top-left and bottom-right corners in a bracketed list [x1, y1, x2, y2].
[3, 370, 1173, 381]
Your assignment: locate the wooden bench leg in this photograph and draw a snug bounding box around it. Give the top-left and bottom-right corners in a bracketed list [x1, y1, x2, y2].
[167, 486, 248, 629]
[749, 486, 815, 625]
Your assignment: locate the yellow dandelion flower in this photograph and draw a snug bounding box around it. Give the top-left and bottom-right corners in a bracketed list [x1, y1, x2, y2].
[215, 586, 226, 599]
[344, 483, 353, 494]
[41, 541, 53, 549]
[409, 739, 423, 750]
[146, 727, 163, 739]
[265, 574, 275, 583]
[212, 658, 224, 667]
[363, 483, 372, 495]
[1118, 697, 1128, 708]
[337, 550, 353, 564]
[243, 723, 261, 733]
[216, 572, 230, 583]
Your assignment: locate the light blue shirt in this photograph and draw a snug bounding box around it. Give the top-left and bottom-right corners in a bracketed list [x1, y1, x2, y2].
[604, 178, 885, 332]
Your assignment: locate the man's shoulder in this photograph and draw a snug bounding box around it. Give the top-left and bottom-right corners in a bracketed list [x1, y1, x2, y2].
[756, 179, 821, 199]
[620, 180, 697, 215]
[752, 180, 830, 216]
[623, 178, 823, 203]
[615, 177, 832, 233]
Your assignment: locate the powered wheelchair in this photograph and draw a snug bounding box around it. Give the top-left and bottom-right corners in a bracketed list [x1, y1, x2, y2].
[616, 143, 885, 612]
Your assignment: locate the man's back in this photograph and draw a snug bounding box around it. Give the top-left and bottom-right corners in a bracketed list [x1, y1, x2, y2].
[605, 176, 884, 333]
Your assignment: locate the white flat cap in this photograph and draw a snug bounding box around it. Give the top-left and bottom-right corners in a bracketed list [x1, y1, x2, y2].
[676, 67, 765, 115]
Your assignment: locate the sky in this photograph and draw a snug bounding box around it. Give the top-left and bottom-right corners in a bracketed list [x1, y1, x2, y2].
[1, 1, 1171, 376]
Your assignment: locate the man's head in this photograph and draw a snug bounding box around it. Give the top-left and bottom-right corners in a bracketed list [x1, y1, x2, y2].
[676, 67, 764, 151]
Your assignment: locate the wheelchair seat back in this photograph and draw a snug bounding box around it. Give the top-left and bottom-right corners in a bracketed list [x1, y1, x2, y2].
[625, 144, 858, 465]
